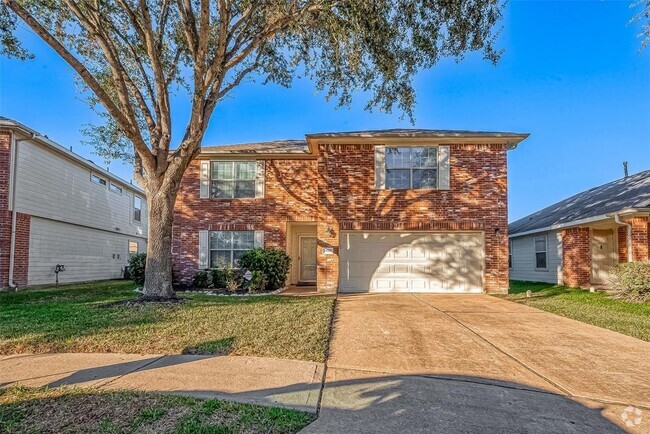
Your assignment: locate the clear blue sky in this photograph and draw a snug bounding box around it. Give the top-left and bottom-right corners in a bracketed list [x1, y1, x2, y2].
[1, 1, 649, 222]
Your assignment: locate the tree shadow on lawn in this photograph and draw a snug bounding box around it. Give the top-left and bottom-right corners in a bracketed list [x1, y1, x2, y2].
[1, 373, 632, 433]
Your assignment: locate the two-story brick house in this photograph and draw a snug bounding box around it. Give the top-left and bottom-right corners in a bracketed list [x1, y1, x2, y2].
[172, 130, 529, 294]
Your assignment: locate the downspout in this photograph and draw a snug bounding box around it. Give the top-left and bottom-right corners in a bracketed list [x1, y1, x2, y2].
[614, 214, 633, 263]
[8, 132, 35, 290]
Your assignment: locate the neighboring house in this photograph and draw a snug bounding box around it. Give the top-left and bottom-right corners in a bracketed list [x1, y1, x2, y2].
[0, 118, 148, 289]
[172, 129, 528, 294]
[508, 170, 650, 288]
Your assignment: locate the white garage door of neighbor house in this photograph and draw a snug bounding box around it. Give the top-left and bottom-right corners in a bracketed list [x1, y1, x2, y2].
[339, 232, 484, 293]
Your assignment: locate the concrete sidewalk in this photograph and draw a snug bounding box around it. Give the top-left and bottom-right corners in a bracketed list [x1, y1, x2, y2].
[0, 353, 324, 412]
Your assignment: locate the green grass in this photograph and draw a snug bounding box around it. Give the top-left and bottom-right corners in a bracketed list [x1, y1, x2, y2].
[0, 386, 315, 434]
[0, 281, 334, 362]
[501, 280, 650, 341]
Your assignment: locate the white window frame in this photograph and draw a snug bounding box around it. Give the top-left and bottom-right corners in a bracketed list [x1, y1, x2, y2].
[128, 240, 139, 257]
[384, 146, 438, 190]
[109, 182, 123, 194]
[133, 195, 142, 222]
[210, 161, 257, 199]
[91, 173, 107, 187]
[534, 235, 548, 271]
[208, 230, 255, 268]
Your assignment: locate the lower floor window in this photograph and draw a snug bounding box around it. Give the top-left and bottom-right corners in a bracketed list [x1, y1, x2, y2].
[209, 231, 255, 268]
[128, 241, 139, 257]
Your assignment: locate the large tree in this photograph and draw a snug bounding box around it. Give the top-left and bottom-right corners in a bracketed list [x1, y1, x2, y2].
[1, 0, 504, 298]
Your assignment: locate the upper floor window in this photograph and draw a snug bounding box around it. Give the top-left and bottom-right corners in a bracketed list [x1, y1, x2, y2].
[211, 161, 256, 198]
[109, 183, 123, 194]
[91, 173, 107, 186]
[209, 231, 255, 268]
[385, 147, 437, 190]
[534, 235, 547, 270]
[133, 196, 142, 222]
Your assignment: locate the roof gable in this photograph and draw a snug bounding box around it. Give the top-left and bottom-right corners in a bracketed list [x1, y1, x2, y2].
[509, 169, 650, 236]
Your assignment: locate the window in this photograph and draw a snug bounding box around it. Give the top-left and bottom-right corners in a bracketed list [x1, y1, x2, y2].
[109, 183, 123, 194]
[209, 231, 255, 268]
[133, 196, 142, 222]
[385, 147, 438, 189]
[534, 235, 547, 269]
[91, 173, 107, 186]
[509, 240, 513, 269]
[128, 241, 139, 257]
[210, 161, 256, 198]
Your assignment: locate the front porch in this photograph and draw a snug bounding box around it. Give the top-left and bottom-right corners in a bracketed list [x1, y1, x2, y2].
[561, 215, 649, 289]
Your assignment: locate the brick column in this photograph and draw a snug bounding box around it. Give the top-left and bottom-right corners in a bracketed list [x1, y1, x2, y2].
[628, 216, 649, 262]
[562, 227, 591, 288]
[617, 226, 628, 263]
[0, 131, 12, 289]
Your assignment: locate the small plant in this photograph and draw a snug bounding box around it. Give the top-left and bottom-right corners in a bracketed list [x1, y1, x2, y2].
[192, 270, 209, 289]
[210, 268, 226, 289]
[238, 248, 291, 291]
[225, 268, 243, 292]
[246, 270, 268, 293]
[127, 253, 146, 285]
[610, 261, 650, 303]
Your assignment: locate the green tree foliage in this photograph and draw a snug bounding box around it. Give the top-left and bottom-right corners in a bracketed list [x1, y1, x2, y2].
[1, 0, 504, 297]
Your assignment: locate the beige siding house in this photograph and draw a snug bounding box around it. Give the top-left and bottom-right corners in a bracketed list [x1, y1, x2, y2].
[0, 117, 147, 288]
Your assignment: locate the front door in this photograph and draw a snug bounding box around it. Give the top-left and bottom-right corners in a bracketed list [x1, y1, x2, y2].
[591, 229, 617, 286]
[300, 237, 317, 282]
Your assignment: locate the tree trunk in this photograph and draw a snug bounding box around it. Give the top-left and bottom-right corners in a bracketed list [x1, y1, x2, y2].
[142, 188, 178, 299]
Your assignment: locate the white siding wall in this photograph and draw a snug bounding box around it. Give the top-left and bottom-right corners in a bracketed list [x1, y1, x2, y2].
[509, 230, 562, 284]
[14, 139, 147, 239]
[28, 217, 146, 286]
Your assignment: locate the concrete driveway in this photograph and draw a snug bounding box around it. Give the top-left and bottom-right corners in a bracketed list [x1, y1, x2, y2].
[303, 294, 650, 433]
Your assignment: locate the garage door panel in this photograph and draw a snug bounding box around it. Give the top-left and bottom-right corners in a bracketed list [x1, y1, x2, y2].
[339, 231, 484, 294]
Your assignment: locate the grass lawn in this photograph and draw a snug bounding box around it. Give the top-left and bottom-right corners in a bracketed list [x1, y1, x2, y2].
[0, 386, 314, 433]
[502, 280, 650, 341]
[0, 281, 334, 362]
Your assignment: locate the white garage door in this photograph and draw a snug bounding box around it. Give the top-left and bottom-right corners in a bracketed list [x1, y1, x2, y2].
[339, 231, 484, 293]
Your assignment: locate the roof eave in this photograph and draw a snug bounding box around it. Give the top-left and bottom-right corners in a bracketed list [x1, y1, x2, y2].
[508, 208, 650, 238]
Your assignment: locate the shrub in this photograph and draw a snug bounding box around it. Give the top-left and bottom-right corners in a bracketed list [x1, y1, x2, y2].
[210, 265, 243, 292]
[127, 253, 146, 285]
[610, 261, 650, 303]
[238, 248, 291, 291]
[192, 270, 209, 289]
[246, 270, 268, 293]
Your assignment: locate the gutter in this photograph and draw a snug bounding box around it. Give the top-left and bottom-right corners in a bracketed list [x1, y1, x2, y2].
[509, 208, 650, 239]
[613, 214, 633, 262]
[8, 131, 35, 289]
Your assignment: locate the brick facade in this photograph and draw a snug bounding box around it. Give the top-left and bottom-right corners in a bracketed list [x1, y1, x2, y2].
[172, 159, 318, 284]
[628, 216, 649, 262]
[561, 227, 591, 288]
[0, 130, 30, 289]
[173, 142, 510, 293]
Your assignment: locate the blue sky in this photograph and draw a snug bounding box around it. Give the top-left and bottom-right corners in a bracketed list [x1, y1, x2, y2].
[1, 1, 649, 222]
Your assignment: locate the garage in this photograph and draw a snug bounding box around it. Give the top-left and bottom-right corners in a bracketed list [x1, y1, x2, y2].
[338, 231, 484, 293]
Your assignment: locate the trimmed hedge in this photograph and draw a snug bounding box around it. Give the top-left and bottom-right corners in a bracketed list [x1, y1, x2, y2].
[238, 248, 291, 291]
[610, 261, 650, 303]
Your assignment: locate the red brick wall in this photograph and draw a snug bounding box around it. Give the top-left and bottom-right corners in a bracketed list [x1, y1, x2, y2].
[617, 226, 628, 263]
[172, 143, 510, 293]
[172, 159, 318, 284]
[0, 130, 30, 289]
[562, 227, 591, 288]
[316, 143, 509, 294]
[629, 216, 649, 262]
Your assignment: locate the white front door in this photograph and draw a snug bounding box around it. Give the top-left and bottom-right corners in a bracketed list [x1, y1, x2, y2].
[300, 237, 318, 282]
[591, 229, 617, 285]
[339, 231, 485, 293]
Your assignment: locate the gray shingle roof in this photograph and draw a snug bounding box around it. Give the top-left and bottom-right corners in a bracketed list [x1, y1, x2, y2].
[509, 169, 650, 236]
[201, 139, 308, 154]
[306, 129, 528, 139]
